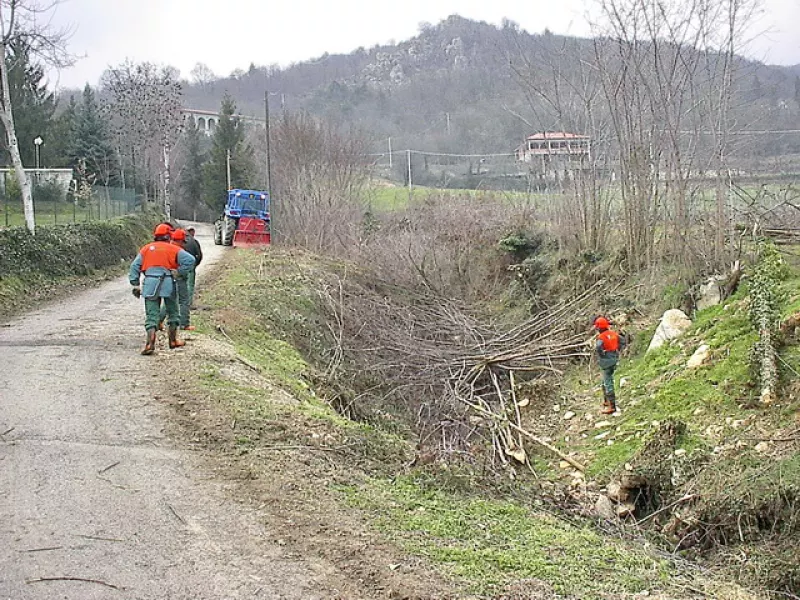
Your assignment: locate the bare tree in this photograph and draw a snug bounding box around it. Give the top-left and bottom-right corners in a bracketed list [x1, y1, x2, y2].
[505, 31, 614, 255]
[505, 0, 759, 270]
[593, 0, 761, 268]
[102, 61, 183, 218]
[190, 62, 215, 88]
[0, 0, 71, 233]
[270, 113, 369, 253]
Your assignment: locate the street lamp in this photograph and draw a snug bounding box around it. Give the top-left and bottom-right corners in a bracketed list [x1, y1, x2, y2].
[34, 136, 43, 172]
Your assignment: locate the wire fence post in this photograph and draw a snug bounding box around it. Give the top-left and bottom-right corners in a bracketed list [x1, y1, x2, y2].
[407, 149, 412, 204]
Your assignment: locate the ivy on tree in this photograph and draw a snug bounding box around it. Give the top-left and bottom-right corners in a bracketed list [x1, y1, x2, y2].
[749, 240, 787, 405]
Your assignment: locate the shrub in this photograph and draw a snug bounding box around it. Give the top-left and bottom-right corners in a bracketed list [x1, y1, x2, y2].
[32, 179, 66, 205]
[4, 170, 21, 203]
[0, 211, 159, 281]
[498, 231, 545, 262]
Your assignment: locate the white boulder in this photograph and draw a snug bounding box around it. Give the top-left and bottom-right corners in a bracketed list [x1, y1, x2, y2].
[696, 276, 725, 311]
[648, 309, 692, 352]
[686, 344, 711, 368]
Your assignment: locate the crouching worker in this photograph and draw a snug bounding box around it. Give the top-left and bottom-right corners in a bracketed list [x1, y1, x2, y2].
[593, 316, 626, 414]
[130, 224, 196, 355]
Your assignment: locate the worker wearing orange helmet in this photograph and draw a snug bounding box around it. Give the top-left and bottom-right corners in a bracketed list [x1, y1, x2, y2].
[594, 316, 626, 414]
[129, 224, 196, 355]
[157, 228, 194, 331]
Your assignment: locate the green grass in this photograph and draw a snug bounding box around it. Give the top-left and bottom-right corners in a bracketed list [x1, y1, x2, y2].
[576, 274, 800, 479]
[362, 184, 549, 212]
[362, 181, 800, 217]
[194, 249, 412, 466]
[581, 293, 760, 479]
[343, 475, 672, 598]
[0, 200, 131, 227]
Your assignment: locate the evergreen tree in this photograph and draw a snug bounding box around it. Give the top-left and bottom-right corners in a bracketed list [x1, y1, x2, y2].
[0, 41, 57, 167]
[202, 94, 254, 211]
[179, 116, 205, 218]
[70, 84, 116, 184]
[45, 94, 78, 168]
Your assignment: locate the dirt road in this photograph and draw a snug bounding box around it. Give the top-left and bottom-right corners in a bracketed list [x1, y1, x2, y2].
[0, 225, 334, 599]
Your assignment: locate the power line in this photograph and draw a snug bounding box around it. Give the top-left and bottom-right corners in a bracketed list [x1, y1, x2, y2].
[368, 149, 517, 159]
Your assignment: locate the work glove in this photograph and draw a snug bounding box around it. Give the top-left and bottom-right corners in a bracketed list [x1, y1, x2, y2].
[131, 286, 141, 299]
[170, 269, 181, 280]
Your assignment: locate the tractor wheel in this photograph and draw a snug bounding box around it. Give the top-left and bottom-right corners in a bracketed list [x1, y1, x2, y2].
[222, 216, 236, 246]
[213, 220, 223, 245]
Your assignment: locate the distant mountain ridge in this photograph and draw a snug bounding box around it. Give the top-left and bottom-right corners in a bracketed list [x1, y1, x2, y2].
[181, 15, 800, 155]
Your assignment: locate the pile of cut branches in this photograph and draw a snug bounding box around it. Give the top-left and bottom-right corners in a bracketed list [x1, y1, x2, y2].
[318, 273, 603, 470]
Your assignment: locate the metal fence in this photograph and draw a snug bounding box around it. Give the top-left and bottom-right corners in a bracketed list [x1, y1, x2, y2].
[1, 184, 142, 228]
[369, 149, 583, 194]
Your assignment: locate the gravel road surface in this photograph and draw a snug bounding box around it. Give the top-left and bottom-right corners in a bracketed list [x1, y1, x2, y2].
[0, 224, 332, 599]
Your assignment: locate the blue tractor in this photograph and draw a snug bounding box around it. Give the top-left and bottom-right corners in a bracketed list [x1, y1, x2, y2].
[213, 189, 271, 247]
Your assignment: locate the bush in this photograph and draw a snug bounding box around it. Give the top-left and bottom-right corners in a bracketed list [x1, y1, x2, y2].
[32, 179, 66, 204]
[498, 231, 545, 262]
[4, 170, 21, 203]
[0, 211, 160, 281]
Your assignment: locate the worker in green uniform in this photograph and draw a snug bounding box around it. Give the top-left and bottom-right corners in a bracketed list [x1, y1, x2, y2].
[183, 227, 203, 318]
[594, 316, 626, 414]
[130, 224, 195, 355]
[156, 229, 193, 331]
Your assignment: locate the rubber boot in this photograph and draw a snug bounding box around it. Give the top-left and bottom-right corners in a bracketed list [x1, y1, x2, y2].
[601, 391, 617, 415]
[141, 328, 157, 355]
[168, 326, 185, 349]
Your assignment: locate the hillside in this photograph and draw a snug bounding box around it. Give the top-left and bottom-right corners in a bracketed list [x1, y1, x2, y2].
[182, 15, 800, 158]
[169, 238, 798, 599]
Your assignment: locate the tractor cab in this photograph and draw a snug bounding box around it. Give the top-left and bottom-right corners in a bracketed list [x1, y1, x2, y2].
[214, 189, 272, 247]
[226, 189, 270, 221]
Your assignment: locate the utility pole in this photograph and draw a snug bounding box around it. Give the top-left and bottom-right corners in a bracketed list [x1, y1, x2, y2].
[446, 112, 451, 136]
[264, 91, 273, 196]
[388, 137, 393, 169]
[226, 148, 232, 191]
[265, 90, 275, 243]
[406, 149, 412, 204]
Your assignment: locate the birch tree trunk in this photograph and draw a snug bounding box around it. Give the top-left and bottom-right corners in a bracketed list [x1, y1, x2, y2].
[0, 40, 34, 233]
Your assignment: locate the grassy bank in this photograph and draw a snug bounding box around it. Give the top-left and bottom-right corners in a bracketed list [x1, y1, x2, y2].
[521, 262, 800, 596]
[188, 247, 761, 599]
[0, 211, 160, 320]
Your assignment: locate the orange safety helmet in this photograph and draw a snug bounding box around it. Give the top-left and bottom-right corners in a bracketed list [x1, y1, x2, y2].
[172, 228, 187, 242]
[593, 316, 610, 331]
[154, 223, 172, 237]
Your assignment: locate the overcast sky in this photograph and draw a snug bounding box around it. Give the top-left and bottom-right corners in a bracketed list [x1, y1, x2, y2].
[47, 0, 800, 89]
